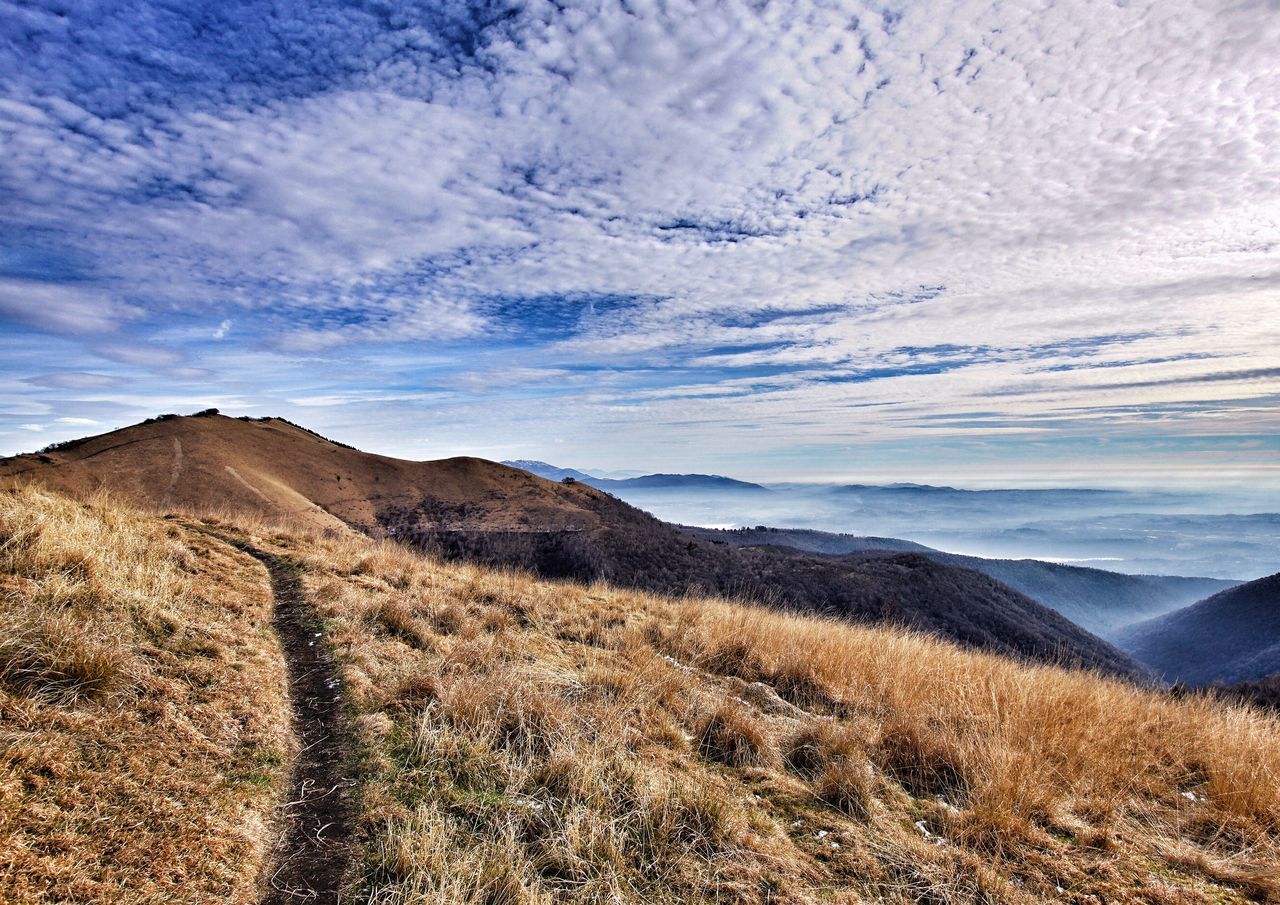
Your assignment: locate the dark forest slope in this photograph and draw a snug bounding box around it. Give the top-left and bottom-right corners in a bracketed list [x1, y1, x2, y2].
[688, 526, 1235, 637]
[1116, 573, 1280, 684]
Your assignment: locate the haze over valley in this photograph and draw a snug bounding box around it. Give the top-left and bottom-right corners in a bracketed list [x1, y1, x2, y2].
[506, 460, 1280, 581]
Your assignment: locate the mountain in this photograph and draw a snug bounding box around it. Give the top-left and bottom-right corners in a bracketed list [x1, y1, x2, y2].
[1210, 673, 1280, 711]
[826, 483, 1121, 501]
[683, 525, 1235, 638]
[503, 459, 769, 492]
[1115, 573, 1280, 685]
[588, 477, 1279, 581]
[0, 412, 1146, 679]
[4, 413, 604, 537]
[928, 556, 1235, 638]
[501, 460, 599, 483]
[595, 473, 770, 491]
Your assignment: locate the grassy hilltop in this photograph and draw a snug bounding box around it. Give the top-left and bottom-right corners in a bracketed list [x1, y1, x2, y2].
[2, 486, 1279, 903]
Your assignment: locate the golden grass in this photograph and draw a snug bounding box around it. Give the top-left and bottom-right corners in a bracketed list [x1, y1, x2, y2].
[695, 700, 776, 769]
[663, 605, 1280, 834]
[4, 486, 1279, 903]
[218, 518, 1280, 904]
[0, 610, 131, 704]
[0, 487, 291, 903]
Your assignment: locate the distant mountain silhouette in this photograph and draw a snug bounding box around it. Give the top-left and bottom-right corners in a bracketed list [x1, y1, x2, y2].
[1116, 573, 1280, 684]
[503, 460, 769, 492]
[683, 526, 1235, 638]
[2, 413, 1146, 679]
[501, 460, 599, 483]
[821, 483, 1125, 504]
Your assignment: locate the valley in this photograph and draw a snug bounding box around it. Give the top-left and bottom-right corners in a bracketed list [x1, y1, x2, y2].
[507, 461, 1279, 582]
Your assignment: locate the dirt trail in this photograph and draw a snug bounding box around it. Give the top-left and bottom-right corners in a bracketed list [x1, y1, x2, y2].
[160, 438, 182, 510]
[225, 465, 277, 506]
[240, 545, 355, 904]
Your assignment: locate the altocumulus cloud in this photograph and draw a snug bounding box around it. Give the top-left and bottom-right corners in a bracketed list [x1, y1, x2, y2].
[0, 0, 1278, 483]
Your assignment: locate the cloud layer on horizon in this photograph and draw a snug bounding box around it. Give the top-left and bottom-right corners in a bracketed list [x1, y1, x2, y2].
[2, 0, 1278, 486]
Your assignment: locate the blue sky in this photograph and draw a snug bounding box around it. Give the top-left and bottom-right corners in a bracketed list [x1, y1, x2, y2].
[2, 0, 1278, 490]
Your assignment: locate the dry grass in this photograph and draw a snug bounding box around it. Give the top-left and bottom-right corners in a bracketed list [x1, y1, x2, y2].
[4, 486, 1280, 903]
[662, 605, 1280, 833]
[0, 487, 291, 904]
[0, 610, 131, 704]
[217, 517, 1280, 904]
[782, 722, 866, 778]
[695, 700, 776, 768]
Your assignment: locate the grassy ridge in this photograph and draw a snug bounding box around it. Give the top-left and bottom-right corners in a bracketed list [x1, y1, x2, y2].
[3, 488, 1279, 903]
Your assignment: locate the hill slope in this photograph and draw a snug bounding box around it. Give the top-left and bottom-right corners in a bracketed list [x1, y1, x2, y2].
[1116, 573, 1280, 684]
[925, 555, 1236, 638]
[1, 413, 1144, 678]
[2, 413, 608, 536]
[3, 487, 1278, 903]
[684, 525, 934, 555]
[686, 525, 1235, 637]
[0, 488, 290, 902]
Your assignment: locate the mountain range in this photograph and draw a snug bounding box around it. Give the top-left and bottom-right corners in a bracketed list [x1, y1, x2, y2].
[2, 412, 1146, 679]
[501, 462, 1278, 580]
[505, 459, 1277, 686]
[10, 413, 1277, 688]
[502, 460, 770, 492]
[502, 464, 1239, 639]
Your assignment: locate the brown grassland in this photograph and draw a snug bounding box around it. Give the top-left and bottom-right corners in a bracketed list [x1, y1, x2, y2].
[0, 487, 291, 903]
[2, 485, 1279, 903]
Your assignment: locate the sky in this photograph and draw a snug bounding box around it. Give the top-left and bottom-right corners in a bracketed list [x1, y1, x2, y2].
[1, 0, 1278, 491]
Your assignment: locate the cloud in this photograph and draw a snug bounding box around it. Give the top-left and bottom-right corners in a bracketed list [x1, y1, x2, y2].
[0, 278, 132, 335]
[91, 343, 184, 368]
[25, 372, 127, 389]
[0, 0, 1277, 484]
